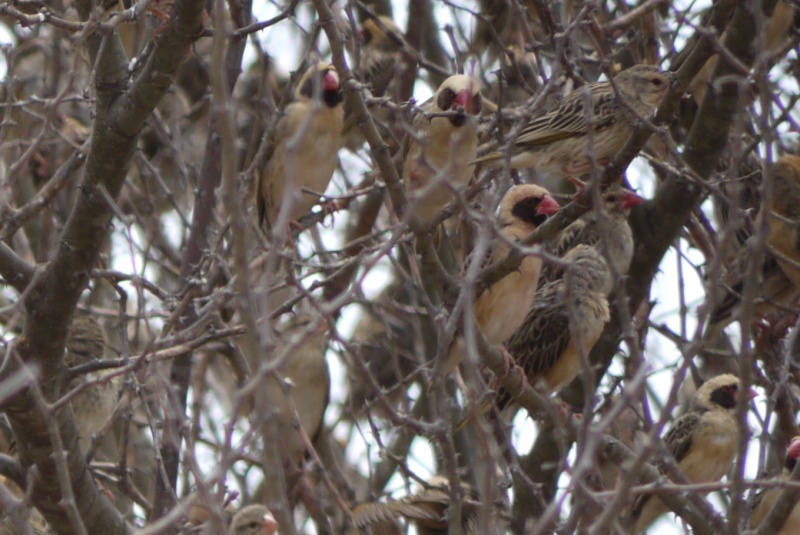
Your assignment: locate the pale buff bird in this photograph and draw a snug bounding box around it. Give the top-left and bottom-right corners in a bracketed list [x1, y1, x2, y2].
[502, 244, 611, 401]
[257, 62, 344, 230]
[264, 314, 330, 469]
[352, 476, 504, 534]
[751, 436, 800, 533]
[342, 16, 404, 151]
[64, 315, 120, 448]
[229, 504, 279, 535]
[402, 74, 483, 223]
[473, 64, 670, 177]
[707, 155, 800, 336]
[539, 186, 645, 286]
[443, 184, 560, 375]
[629, 374, 753, 534]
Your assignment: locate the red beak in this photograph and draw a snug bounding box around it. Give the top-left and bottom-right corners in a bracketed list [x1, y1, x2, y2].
[453, 90, 471, 111]
[263, 512, 279, 534]
[536, 194, 561, 217]
[788, 438, 800, 461]
[620, 189, 646, 210]
[323, 69, 340, 92]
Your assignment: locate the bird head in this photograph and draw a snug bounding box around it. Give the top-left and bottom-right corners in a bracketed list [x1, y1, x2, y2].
[694, 374, 756, 412]
[435, 75, 482, 127]
[500, 184, 560, 229]
[616, 64, 670, 111]
[230, 504, 279, 535]
[297, 63, 343, 108]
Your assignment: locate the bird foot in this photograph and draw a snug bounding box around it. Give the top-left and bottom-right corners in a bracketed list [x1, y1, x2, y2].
[489, 347, 527, 392]
[565, 176, 590, 206]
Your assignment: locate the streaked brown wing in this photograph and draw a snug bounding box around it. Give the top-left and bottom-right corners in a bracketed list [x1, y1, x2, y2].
[663, 411, 701, 466]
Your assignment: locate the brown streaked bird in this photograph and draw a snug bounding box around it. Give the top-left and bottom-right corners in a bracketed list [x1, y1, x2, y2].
[442, 184, 560, 376]
[342, 16, 404, 151]
[229, 504, 279, 535]
[402, 74, 483, 223]
[352, 476, 505, 534]
[501, 244, 611, 401]
[473, 64, 669, 177]
[264, 314, 330, 470]
[707, 155, 800, 336]
[64, 315, 120, 448]
[257, 62, 344, 231]
[751, 436, 800, 533]
[540, 186, 645, 286]
[629, 374, 753, 534]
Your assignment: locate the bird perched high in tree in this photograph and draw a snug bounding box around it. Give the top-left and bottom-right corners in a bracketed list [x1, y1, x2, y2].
[473, 64, 669, 178]
[228, 504, 279, 535]
[342, 16, 404, 151]
[751, 436, 800, 533]
[352, 475, 506, 534]
[64, 315, 120, 449]
[539, 185, 645, 286]
[257, 62, 344, 231]
[402, 74, 483, 223]
[442, 184, 560, 375]
[501, 244, 611, 402]
[628, 374, 753, 534]
[707, 155, 800, 336]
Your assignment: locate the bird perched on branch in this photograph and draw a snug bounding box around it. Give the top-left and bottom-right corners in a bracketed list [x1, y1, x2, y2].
[443, 184, 560, 375]
[402, 74, 483, 223]
[342, 16, 404, 151]
[353, 476, 506, 534]
[539, 186, 645, 286]
[628, 374, 753, 534]
[473, 64, 669, 178]
[64, 315, 120, 449]
[707, 155, 800, 337]
[257, 62, 344, 231]
[228, 504, 279, 535]
[264, 314, 330, 471]
[751, 436, 800, 533]
[502, 244, 610, 400]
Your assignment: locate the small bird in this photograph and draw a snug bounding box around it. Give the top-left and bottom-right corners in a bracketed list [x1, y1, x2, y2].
[402, 74, 483, 223]
[442, 184, 560, 376]
[342, 16, 404, 151]
[629, 374, 752, 534]
[707, 155, 800, 336]
[228, 504, 279, 535]
[539, 186, 645, 286]
[64, 315, 120, 448]
[751, 436, 800, 533]
[264, 314, 330, 470]
[352, 476, 501, 534]
[501, 244, 611, 403]
[473, 64, 669, 177]
[257, 62, 344, 231]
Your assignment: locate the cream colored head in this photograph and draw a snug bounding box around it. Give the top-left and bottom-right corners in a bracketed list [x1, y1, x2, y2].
[294, 62, 343, 108]
[692, 374, 750, 412]
[497, 184, 560, 232]
[432, 75, 483, 124]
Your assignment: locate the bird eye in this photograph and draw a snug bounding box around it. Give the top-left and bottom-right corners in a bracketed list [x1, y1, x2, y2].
[651, 77, 664, 86]
[360, 28, 373, 44]
[437, 88, 456, 111]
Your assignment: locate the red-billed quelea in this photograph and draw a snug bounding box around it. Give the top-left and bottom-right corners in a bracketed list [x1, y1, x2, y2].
[628, 374, 753, 534]
[64, 315, 120, 449]
[257, 62, 344, 231]
[539, 185, 645, 286]
[444, 184, 560, 374]
[473, 64, 669, 177]
[402, 74, 483, 223]
[751, 436, 800, 533]
[228, 504, 279, 535]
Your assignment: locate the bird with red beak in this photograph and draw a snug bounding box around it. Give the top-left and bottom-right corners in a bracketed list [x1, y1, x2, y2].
[402, 74, 483, 223]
